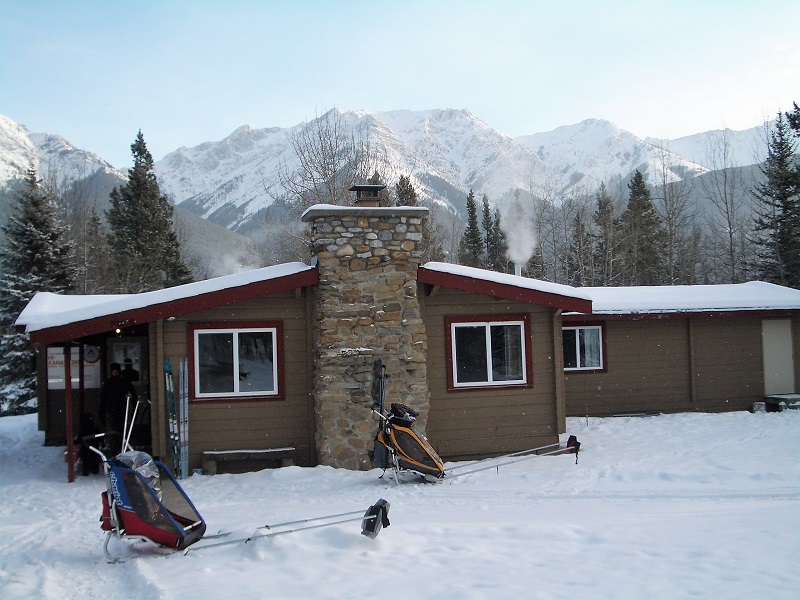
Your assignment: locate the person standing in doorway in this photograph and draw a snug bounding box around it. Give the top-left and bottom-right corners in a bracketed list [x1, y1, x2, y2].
[100, 362, 137, 452]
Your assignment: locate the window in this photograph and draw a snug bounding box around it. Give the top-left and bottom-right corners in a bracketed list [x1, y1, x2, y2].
[563, 325, 603, 371]
[447, 315, 531, 389]
[190, 323, 281, 399]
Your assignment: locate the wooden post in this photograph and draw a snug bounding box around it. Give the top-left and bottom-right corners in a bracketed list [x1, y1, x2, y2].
[64, 346, 75, 483]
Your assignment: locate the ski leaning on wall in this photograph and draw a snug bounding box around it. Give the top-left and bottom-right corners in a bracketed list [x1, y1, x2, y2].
[165, 358, 180, 475]
[179, 358, 189, 480]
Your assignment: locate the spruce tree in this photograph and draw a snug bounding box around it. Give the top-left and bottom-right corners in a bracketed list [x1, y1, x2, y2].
[487, 208, 509, 273]
[593, 182, 619, 285]
[458, 189, 484, 267]
[395, 174, 418, 207]
[752, 113, 800, 287]
[394, 174, 444, 263]
[107, 131, 193, 293]
[0, 166, 74, 414]
[619, 170, 667, 285]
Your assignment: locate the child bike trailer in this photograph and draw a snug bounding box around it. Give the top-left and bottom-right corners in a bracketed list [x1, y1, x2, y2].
[95, 448, 206, 560]
[370, 359, 445, 483]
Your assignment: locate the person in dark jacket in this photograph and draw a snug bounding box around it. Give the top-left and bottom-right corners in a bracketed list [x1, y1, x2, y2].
[100, 362, 137, 452]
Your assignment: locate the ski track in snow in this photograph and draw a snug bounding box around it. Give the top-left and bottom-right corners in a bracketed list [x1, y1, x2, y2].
[0, 411, 798, 599]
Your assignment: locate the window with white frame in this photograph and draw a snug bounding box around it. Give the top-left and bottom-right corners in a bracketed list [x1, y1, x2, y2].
[562, 325, 603, 371]
[193, 326, 279, 398]
[449, 317, 528, 388]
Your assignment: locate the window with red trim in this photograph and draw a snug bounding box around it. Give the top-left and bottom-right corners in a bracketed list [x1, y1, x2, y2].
[188, 322, 283, 400]
[562, 325, 604, 371]
[446, 315, 532, 390]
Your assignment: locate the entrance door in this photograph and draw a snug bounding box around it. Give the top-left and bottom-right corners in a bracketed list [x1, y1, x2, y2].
[762, 319, 795, 395]
[106, 337, 150, 451]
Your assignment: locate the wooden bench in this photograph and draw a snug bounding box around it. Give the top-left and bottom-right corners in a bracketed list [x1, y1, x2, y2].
[201, 447, 296, 475]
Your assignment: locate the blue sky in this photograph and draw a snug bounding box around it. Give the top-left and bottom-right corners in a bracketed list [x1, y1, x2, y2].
[1, 0, 797, 169]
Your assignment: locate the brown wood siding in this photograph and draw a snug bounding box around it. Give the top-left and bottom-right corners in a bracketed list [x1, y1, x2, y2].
[566, 319, 692, 416]
[156, 290, 314, 470]
[565, 316, 765, 416]
[421, 285, 561, 460]
[691, 317, 763, 410]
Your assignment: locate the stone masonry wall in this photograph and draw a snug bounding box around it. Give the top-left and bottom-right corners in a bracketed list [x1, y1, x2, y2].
[302, 206, 430, 469]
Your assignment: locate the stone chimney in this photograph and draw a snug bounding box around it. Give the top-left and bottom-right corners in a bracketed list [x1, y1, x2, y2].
[302, 192, 430, 470]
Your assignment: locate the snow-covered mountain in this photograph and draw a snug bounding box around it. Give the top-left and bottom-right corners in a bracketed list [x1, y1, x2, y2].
[0, 114, 118, 187]
[154, 109, 721, 232]
[1, 110, 768, 236]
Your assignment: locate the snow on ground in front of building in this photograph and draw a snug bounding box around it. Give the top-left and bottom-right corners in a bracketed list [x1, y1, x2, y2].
[1, 410, 798, 599]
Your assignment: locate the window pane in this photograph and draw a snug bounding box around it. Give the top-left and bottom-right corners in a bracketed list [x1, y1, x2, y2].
[562, 329, 578, 369]
[454, 326, 488, 383]
[490, 324, 523, 381]
[197, 332, 234, 394]
[579, 328, 601, 368]
[238, 331, 275, 393]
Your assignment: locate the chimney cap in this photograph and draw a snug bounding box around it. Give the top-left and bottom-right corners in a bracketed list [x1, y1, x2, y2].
[350, 183, 386, 207]
[348, 184, 387, 193]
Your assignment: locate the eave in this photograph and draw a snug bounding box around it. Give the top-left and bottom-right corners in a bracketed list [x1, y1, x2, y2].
[417, 266, 592, 314]
[26, 268, 319, 346]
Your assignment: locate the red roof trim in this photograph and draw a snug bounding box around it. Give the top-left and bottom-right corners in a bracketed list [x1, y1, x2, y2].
[562, 308, 800, 323]
[28, 268, 319, 346]
[417, 266, 592, 313]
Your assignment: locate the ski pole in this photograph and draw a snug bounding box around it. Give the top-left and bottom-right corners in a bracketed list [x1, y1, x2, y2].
[184, 515, 378, 554]
[445, 441, 561, 474]
[258, 508, 370, 530]
[447, 445, 573, 479]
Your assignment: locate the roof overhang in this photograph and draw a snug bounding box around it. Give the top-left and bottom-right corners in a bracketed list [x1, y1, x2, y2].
[418, 263, 592, 313]
[20, 266, 319, 346]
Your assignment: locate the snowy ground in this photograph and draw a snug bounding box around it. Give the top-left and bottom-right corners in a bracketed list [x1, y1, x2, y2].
[0, 411, 798, 600]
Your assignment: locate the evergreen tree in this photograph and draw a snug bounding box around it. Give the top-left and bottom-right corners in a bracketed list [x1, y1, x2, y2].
[367, 170, 393, 206]
[458, 189, 484, 267]
[619, 170, 667, 285]
[593, 182, 619, 285]
[786, 102, 800, 132]
[485, 208, 509, 273]
[107, 131, 193, 292]
[395, 174, 418, 206]
[394, 175, 445, 263]
[0, 166, 74, 414]
[567, 208, 595, 286]
[752, 113, 800, 287]
[481, 193, 493, 266]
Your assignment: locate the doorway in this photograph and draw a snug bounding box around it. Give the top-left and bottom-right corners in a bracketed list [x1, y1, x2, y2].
[762, 319, 795, 395]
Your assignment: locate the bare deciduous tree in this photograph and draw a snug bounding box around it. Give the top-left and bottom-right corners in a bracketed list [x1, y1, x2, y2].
[699, 129, 753, 283]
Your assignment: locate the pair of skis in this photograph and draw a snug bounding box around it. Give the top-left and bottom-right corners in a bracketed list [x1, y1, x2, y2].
[165, 358, 190, 478]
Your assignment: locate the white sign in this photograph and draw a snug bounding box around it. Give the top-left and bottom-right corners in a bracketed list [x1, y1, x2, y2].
[47, 346, 102, 389]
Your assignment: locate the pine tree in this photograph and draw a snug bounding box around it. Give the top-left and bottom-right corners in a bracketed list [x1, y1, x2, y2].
[752, 113, 800, 287]
[0, 166, 74, 414]
[487, 208, 509, 273]
[107, 131, 193, 292]
[593, 182, 619, 285]
[619, 170, 667, 285]
[395, 174, 418, 207]
[394, 175, 445, 263]
[458, 189, 484, 267]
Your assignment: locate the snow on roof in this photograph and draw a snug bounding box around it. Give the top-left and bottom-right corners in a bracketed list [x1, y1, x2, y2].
[575, 281, 800, 315]
[16, 262, 314, 334]
[301, 204, 428, 221]
[420, 261, 593, 301]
